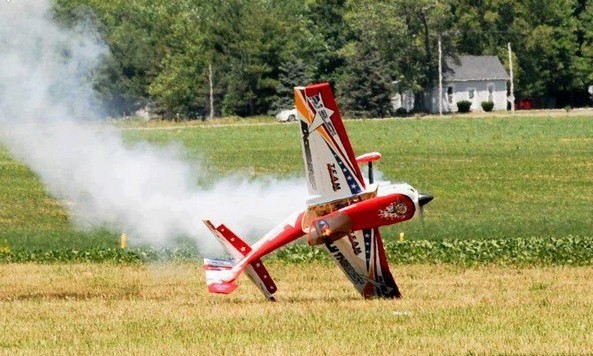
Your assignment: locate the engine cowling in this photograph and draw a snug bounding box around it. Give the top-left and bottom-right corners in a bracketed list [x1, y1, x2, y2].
[344, 193, 416, 231]
[307, 193, 416, 246]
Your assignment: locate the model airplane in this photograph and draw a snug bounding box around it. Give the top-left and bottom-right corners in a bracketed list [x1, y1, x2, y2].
[203, 83, 433, 300]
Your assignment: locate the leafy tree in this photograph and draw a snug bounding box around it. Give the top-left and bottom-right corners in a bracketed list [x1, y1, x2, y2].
[450, 0, 585, 105]
[338, 44, 393, 118]
[304, 0, 352, 84]
[271, 55, 314, 113]
[51, 0, 593, 116]
[203, 0, 285, 116]
[345, 0, 452, 112]
[518, 0, 580, 103]
[575, 1, 593, 93]
[146, 3, 210, 118]
[53, 0, 153, 115]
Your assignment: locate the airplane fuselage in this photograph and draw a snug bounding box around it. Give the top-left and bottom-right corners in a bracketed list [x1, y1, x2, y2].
[306, 182, 421, 245]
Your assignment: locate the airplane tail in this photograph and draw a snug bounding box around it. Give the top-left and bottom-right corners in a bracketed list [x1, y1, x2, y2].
[202, 220, 278, 301]
[203, 258, 239, 294]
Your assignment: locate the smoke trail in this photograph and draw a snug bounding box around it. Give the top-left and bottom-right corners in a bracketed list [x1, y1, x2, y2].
[0, 1, 306, 255]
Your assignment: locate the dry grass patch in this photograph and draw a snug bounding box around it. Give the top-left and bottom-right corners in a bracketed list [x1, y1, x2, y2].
[1, 263, 593, 354]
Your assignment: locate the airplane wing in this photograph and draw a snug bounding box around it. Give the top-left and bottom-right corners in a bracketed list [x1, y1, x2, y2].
[294, 83, 366, 206]
[323, 227, 401, 298]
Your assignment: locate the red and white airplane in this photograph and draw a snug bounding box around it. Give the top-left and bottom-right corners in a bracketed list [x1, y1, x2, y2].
[203, 83, 433, 301]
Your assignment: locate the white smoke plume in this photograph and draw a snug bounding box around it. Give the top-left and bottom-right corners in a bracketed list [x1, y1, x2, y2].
[0, 1, 306, 254]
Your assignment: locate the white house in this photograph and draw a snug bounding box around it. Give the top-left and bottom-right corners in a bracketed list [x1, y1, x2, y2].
[428, 55, 510, 113]
[390, 87, 415, 113]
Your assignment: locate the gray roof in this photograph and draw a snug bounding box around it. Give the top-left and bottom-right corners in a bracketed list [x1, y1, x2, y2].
[444, 55, 510, 82]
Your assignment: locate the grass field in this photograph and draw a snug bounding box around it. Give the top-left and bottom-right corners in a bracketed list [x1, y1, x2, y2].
[1, 114, 593, 250]
[2, 114, 593, 354]
[1, 262, 592, 354]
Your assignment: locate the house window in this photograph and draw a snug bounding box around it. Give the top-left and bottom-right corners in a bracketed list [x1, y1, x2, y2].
[447, 86, 454, 104]
[468, 88, 476, 100]
[487, 83, 495, 102]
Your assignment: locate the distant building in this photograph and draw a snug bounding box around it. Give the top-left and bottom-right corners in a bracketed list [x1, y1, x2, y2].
[390, 81, 415, 113]
[428, 55, 510, 113]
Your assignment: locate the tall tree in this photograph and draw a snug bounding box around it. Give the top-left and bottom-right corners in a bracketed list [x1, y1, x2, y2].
[450, 0, 584, 106]
[204, 0, 286, 116]
[53, 0, 593, 116]
[575, 0, 593, 99]
[304, 0, 352, 84]
[338, 43, 393, 118]
[345, 0, 451, 111]
[272, 55, 314, 113]
[147, 2, 210, 118]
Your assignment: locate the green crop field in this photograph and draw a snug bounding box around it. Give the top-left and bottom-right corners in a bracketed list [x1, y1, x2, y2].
[2, 114, 593, 253]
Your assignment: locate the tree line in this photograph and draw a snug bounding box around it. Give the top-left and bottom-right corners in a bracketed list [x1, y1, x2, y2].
[53, 0, 593, 118]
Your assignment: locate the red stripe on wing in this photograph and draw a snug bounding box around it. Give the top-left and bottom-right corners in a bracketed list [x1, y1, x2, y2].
[216, 224, 252, 256]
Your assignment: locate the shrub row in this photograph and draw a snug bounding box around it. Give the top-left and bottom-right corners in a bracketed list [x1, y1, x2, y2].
[2, 236, 593, 266]
[269, 235, 593, 266]
[0, 247, 200, 264]
[386, 235, 593, 266]
[455, 100, 495, 113]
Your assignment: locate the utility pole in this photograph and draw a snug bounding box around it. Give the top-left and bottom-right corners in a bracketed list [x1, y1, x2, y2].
[209, 63, 214, 120]
[436, 0, 443, 115]
[438, 35, 443, 116]
[508, 42, 515, 114]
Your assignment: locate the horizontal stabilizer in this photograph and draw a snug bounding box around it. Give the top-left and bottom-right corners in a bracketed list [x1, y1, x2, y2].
[203, 220, 252, 259]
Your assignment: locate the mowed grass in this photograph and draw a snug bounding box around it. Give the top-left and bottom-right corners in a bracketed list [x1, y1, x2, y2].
[1, 262, 592, 354]
[1, 114, 593, 250]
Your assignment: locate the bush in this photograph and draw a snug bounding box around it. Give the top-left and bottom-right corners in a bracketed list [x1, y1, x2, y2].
[457, 100, 472, 113]
[481, 101, 494, 112]
[394, 107, 408, 117]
